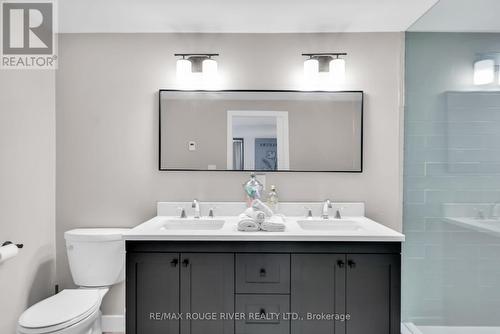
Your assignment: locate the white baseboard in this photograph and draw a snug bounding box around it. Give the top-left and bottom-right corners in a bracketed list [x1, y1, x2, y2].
[101, 315, 125, 333]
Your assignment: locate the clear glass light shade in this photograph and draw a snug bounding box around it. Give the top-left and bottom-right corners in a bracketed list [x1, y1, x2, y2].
[330, 58, 346, 83]
[304, 58, 319, 78]
[202, 58, 218, 77]
[473, 59, 495, 85]
[176, 58, 192, 79]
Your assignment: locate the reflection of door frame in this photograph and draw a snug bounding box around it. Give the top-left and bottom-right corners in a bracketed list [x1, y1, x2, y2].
[232, 137, 244, 170]
[227, 110, 290, 170]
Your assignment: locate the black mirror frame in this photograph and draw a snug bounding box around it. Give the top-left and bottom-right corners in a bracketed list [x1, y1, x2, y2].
[158, 89, 364, 173]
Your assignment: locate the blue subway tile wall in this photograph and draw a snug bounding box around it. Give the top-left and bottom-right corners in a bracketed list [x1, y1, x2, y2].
[403, 33, 500, 327]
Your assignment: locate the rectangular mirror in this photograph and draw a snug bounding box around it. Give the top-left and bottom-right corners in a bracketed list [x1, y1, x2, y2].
[159, 90, 363, 172]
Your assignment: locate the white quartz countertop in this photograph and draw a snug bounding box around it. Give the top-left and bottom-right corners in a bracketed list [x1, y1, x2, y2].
[123, 202, 404, 242]
[124, 215, 404, 242]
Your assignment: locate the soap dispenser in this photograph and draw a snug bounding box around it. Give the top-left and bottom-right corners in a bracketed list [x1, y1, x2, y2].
[243, 173, 264, 207]
[267, 185, 279, 212]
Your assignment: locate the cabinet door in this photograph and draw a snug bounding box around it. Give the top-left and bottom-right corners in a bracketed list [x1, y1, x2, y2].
[180, 253, 235, 334]
[126, 253, 180, 334]
[345, 254, 400, 334]
[291, 254, 347, 334]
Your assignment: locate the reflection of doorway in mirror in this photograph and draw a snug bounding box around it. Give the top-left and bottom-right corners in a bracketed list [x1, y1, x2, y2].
[226, 110, 290, 170]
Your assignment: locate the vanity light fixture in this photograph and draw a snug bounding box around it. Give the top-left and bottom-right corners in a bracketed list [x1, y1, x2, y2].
[303, 57, 319, 79]
[176, 57, 192, 79]
[330, 56, 346, 83]
[473, 59, 495, 85]
[202, 57, 218, 78]
[302, 53, 347, 83]
[175, 53, 219, 80]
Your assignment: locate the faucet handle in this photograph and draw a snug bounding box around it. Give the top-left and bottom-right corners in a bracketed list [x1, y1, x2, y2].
[304, 207, 313, 218]
[178, 207, 187, 218]
[334, 206, 344, 219]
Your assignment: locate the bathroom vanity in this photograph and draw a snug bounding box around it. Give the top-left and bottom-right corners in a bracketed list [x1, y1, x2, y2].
[124, 202, 404, 334]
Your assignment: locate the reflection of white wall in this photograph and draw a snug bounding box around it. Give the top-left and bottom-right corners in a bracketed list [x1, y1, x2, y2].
[233, 117, 277, 169]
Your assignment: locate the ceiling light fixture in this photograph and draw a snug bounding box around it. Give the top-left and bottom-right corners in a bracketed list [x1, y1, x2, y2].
[302, 53, 347, 85]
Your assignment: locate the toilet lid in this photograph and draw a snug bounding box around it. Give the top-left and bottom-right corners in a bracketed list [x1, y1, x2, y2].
[64, 228, 129, 242]
[19, 289, 101, 330]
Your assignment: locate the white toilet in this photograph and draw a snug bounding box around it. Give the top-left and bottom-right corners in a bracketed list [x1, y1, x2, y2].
[17, 228, 129, 334]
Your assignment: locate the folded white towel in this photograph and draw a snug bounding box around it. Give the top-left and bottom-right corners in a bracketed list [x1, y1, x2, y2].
[251, 199, 274, 217]
[260, 216, 286, 232]
[237, 214, 260, 232]
[261, 221, 286, 232]
[244, 207, 266, 223]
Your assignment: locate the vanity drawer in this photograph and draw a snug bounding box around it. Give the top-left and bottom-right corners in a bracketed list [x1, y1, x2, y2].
[236, 254, 290, 294]
[235, 294, 290, 334]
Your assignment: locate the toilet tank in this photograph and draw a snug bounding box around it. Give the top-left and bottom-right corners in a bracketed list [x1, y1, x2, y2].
[64, 228, 129, 287]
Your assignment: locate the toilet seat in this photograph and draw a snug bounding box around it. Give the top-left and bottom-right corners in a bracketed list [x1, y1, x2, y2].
[18, 289, 101, 334]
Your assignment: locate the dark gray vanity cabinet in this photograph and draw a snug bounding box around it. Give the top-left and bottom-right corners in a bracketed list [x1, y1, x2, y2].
[236, 254, 290, 294]
[126, 252, 234, 334]
[180, 253, 234, 334]
[126, 241, 401, 334]
[344, 254, 400, 334]
[291, 254, 345, 334]
[291, 254, 400, 334]
[127, 253, 181, 334]
[235, 254, 291, 334]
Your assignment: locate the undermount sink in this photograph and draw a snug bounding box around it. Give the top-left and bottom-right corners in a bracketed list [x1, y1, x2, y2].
[160, 219, 225, 231]
[297, 219, 363, 231]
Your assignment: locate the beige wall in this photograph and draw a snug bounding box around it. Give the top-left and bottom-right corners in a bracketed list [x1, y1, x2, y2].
[56, 32, 405, 314]
[0, 71, 56, 333]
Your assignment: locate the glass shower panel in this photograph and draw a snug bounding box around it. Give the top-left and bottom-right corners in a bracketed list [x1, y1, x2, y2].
[403, 33, 500, 333]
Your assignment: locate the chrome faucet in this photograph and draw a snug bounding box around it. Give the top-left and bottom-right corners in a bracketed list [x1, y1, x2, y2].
[192, 200, 201, 218]
[321, 200, 333, 219]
